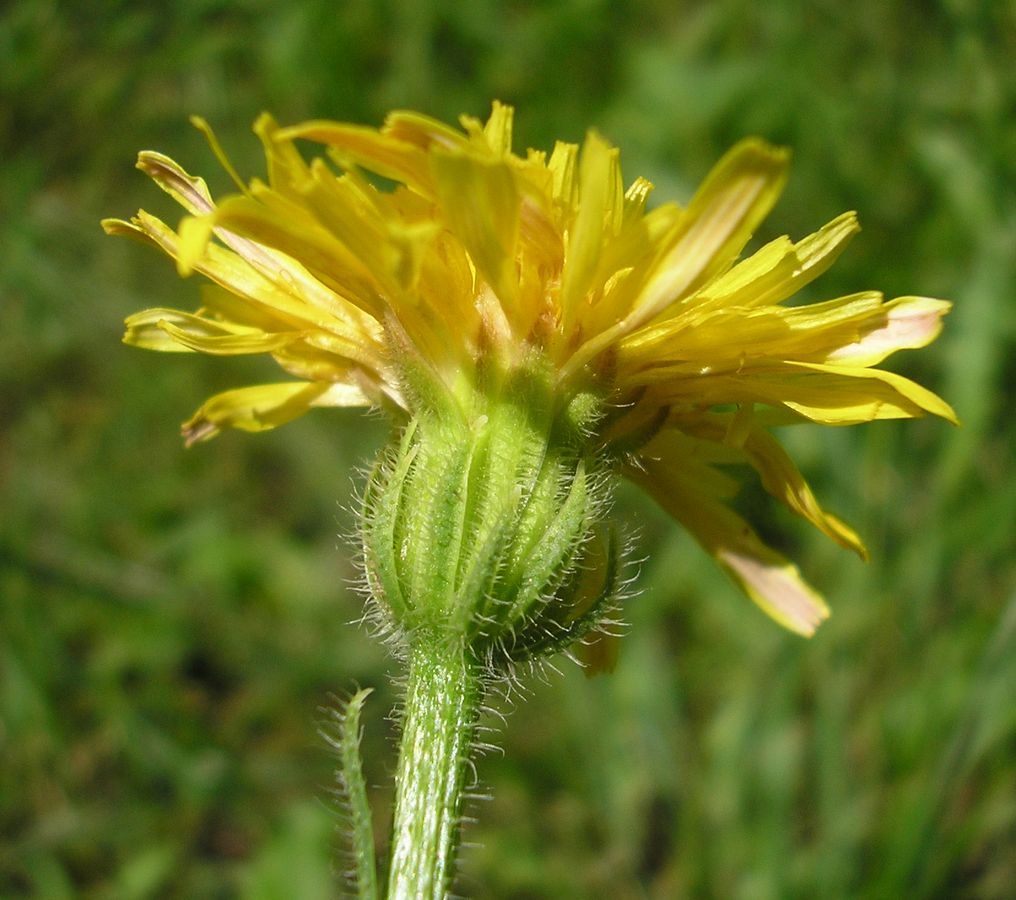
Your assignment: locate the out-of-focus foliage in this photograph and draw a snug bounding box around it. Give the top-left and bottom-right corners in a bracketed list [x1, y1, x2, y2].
[2, 1, 1014, 897]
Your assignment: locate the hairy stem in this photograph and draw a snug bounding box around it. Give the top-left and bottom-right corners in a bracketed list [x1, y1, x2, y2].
[386, 636, 480, 899]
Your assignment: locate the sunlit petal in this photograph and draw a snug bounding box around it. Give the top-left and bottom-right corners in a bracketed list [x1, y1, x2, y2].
[628, 452, 829, 636]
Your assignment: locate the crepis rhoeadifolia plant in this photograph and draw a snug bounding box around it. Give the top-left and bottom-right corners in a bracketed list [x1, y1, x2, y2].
[106, 102, 953, 897]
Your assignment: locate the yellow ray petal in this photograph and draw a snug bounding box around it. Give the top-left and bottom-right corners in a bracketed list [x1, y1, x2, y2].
[825, 296, 951, 366]
[637, 428, 746, 483]
[101, 217, 159, 248]
[253, 112, 317, 199]
[548, 141, 579, 210]
[182, 380, 368, 445]
[517, 190, 564, 272]
[619, 291, 886, 368]
[628, 454, 829, 636]
[177, 193, 384, 317]
[194, 284, 307, 334]
[483, 101, 514, 154]
[742, 425, 867, 557]
[124, 307, 304, 355]
[430, 149, 520, 309]
[560, 131, 619, 329]
[716, 543, 830, 636]
[562, 139, 789, 379]
[159, 167, 382, 330]
[209, 222, 383, 336]
[136, 152, 216, 216]
[630, 138, 790, 328]
[383, 109, 470, 152]
[271, 343, 377, 386]
[644, 417, 867, 557]
[298, 161, 404, 296]
[577, 202, 685, 342]
[458, 100, 514, 155]
[696, 211, 860, 312]
[641, 361, 956, 425]
[156, 318, 302, 355]
[129, 210, 380, 356]
[312, 381, 376, 407]
[123, 308, 207, 352]
[275, 120, 433, 194]
[776, 360, 959, 424]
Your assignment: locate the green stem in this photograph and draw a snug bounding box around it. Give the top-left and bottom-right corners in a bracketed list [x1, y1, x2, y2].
[386, 636, 480, 899]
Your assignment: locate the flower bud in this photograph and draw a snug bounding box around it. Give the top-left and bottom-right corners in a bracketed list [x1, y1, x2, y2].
[361, 355, 621, 667]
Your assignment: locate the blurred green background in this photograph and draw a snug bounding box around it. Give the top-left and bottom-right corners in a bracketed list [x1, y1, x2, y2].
[3, 0, 1015, 897]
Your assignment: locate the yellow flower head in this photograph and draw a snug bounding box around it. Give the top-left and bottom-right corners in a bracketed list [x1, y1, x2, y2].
[105, 102, 955, 637]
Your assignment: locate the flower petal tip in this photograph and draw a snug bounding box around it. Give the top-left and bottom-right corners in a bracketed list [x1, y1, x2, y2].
[718, 547, 830, 637]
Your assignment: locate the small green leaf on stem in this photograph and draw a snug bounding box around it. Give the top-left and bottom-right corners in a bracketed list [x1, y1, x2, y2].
[323, 688, 378, 900]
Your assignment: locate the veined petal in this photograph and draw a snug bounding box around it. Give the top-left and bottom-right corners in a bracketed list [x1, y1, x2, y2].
[826, 296, 951, 366]
[156, 318, 303, 355]
[178, 193, 385, 316]
[635, 430, 745, 494]
[776, 361, 959, 424]
[275, 120, 433, 194]
[579, 203, 685, 339]
[717, 543, 830, 636]
[482, 102, 514, 153]
[548, 141, 579, 211]
[619, 291, 887, 368]
[629, 138, 790, 328]
[124, 307, 304, 355]
[154, 214, 377, 349]
[641, 361, 957, 425]
[562, 139, 790, 379]
[209, 221, 383, 335]
[383, 109, 470, 152]
[312, 381, 376, 407]
[271, 342, 377, 385]
[458, 100, 514, 155]
[612, 215, 858, 372]
[517, 190, 564, 271]
[253, 112, 315, 198]
[644, 416, 867, 557]
[136, 152, 216, 216]
[124, 211, 381, 362]
[297, 161, 406, 297]
[430, 149, 520, 308]
[194, 284, 314, 335]
[101, 217, 160, 249]
[182, 381, 368, 445]
[628, 454, 829, 636]
[742, 425, 867, 557]
[123, 308, 210, 352]
[135, 150, 383, 334]
[560, 131, 620, 328]
[699, 211, 860, 311]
